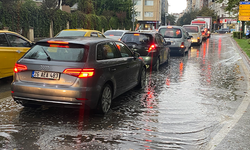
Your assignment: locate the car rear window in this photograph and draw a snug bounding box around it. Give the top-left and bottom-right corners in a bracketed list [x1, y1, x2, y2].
[121, 33, 153, 45]
[104, 31, 124, 36]
[56, 31, 86, 37]
[159, 28, 182, 38]
[23, 43, 87, 62]
[183, 26, 198, 33]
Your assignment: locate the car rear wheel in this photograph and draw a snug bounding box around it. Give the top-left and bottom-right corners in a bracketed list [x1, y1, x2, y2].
[153, 58, 160, 71]
[137, 67, 146, 89]
[97, 84, 112, 114]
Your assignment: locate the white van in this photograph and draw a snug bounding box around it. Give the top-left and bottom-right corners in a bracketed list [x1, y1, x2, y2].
[182, 25, 202, 45]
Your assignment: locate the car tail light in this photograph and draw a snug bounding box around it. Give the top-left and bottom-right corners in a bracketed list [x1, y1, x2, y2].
[14, 64, 27, 73]
[63, 68, 95, 78]
[148, 44, 156, 52]
[180, 42, 185, 48]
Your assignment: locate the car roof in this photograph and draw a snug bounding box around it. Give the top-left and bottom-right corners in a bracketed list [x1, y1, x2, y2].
[158, 26, 183, 29]
[36, 36, 116, 45]
[123, 31, 157, 35]
[182, 25, 200, 27]
[60, 29, 102, 33]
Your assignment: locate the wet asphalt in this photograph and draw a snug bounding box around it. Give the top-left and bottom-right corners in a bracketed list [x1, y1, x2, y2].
[0, 34, 250, 150]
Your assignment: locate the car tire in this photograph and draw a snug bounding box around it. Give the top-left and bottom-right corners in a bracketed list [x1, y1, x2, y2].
[153, 58, 160, 71]
[167, 52, 170, 65]
[137, 67, 146, 89]
[97, 84, 112, 114]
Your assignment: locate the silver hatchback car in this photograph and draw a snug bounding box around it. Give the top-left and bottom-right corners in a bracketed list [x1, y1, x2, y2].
[158, 26, 192, 56]
[11, 37, 146, 114]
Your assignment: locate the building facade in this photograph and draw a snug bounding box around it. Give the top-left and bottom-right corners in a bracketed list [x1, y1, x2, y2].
[134, 0, 165, 30]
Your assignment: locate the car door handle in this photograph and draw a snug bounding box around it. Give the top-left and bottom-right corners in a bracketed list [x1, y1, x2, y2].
[110, 68, 116, 72]
[126, 65, 130, 68]
[16, 50, 21, 53]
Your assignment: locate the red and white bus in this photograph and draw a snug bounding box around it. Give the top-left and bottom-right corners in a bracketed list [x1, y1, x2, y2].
[191, 19, 209, 40]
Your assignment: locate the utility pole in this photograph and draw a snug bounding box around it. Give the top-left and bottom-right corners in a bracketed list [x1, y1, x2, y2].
[132, 0, 135, 31]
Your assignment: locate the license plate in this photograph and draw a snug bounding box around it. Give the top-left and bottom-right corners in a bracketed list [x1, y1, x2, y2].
[32, 71, 60, 80]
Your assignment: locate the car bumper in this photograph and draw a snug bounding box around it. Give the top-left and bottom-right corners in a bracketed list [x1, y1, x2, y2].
[11, 81, 100, 109]
[140, 56, 157, 67]
[191, 38, 201, 44]
[169, 47, 185, 54]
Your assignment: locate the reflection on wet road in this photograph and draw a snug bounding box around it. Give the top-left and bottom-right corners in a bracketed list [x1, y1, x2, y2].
[0, 34, 248, 149]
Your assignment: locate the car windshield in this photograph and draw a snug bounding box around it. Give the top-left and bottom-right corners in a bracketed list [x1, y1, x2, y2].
[23, 44, 87, 62]
[121, 33, 152, 44]
[159, 28, 182, 38]
[56, 31, 86, 37]
[183, 26, 198, 33]
[104, 31, 124, 36]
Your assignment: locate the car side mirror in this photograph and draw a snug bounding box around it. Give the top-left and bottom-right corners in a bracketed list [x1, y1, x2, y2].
[134, 52, 140, 58]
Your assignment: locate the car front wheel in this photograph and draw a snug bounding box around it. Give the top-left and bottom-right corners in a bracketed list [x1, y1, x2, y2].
[97, 84, 112, 114]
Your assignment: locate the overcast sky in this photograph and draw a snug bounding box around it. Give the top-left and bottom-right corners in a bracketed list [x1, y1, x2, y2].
[168, 0, 187, 14]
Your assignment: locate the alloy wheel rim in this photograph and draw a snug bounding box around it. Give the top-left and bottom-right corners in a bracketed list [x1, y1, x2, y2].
[102, 86, 111, 113]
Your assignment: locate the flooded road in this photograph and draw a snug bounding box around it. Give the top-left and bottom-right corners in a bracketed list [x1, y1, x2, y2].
[0, 34, 249, 150]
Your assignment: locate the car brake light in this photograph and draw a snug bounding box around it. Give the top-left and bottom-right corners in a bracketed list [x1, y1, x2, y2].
[148, 44, 156, 52]
[50, 44, 69, 48]
[134, 34, 140, 36]
[180, 42, 185, 48]
[63, 68, 95, 78]
[14, 64, 27, 73]
[47, 41, 69, 45]
[167, 26, 173, 28]
[109, 34, 114, 36]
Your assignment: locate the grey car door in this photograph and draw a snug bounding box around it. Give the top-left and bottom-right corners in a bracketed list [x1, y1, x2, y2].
[96, 42, 128, 96]
[114, 41, 141, 90]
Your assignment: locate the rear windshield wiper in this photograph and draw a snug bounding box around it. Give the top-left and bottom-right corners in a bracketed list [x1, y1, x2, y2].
[41, 47, 52, 61]
[164, 36, 172, 38]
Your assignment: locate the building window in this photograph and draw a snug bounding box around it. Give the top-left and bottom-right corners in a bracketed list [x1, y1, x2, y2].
[136, 11, 141, 17]
[145, 0, 154, 6]
[135, 0, 141, 5]
[144, 12, 153, 17]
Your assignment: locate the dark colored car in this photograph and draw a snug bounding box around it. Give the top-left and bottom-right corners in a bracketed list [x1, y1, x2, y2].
[11, 37, 146, 114]
[120, 31, 171, 71]
[215, 28, 230, 34]
[158, 26, 192, 56]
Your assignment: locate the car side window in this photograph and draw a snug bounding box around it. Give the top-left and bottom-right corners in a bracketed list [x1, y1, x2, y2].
[155, 34, 163, 47]
[6, 34, 31, 47]
[97, 42, 121, 60]
[91, 32, 98, 37]
[0, 34, 9, 47]
[115, 42, 133, 57]
[159, 34, 166, 44]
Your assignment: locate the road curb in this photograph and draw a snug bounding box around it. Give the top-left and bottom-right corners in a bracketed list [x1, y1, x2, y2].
[230, 36, 250, 72]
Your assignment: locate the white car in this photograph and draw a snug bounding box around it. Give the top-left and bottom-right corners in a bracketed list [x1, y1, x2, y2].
[182, 25, 202, 46]
[104, 30, 129, 40]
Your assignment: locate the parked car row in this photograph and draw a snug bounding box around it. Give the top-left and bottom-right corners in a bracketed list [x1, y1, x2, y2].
[3, 26, 194, 114]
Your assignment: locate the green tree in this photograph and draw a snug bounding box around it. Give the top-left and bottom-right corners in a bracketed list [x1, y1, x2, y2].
[78, 0, 94, 14]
